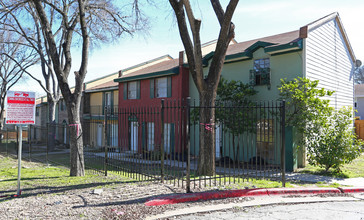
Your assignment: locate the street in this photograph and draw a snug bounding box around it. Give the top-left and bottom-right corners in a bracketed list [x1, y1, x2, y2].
[176, 201, 364, 220]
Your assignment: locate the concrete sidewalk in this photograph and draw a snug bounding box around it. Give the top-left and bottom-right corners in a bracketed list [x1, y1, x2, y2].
[286, 172, 364, 187]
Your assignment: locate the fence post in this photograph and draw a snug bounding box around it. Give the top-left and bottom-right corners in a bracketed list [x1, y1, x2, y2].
[186, 97, 191, 193]
[160, 99, 165, 183]
[104, 107, 108, 176]
[46, 123, 49, 166]
[6, 128, 8, 156]
[281, 100, 286, 187]
[28, 125, 32, 162]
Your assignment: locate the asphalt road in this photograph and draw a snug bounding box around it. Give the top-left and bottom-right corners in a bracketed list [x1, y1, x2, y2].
[176, 201, 364, 220]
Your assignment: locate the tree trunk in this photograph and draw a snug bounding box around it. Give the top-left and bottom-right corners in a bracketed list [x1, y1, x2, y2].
[47, 99, 57, 151]
[68, 101, 85, 176]
[197, 92, 216, 176]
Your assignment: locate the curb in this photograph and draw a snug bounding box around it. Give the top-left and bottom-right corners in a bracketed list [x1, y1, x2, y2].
[144, 187, 364, 206]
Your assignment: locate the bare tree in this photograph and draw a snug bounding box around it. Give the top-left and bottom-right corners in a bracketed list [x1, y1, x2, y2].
[354, 66, 364, 84]
[169, 0, 239, 175]
[0, 2, 62, 150]
[0, 22, 38, 134]
[1, 0, 148, 176]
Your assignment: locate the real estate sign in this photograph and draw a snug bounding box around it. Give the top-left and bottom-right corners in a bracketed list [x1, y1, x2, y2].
[6, 91, 36, 124]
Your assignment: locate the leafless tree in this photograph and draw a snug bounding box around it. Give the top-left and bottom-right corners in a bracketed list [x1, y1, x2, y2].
[0, 22, 38, 135]
[0, 0, 149, 176]
[354, 66, 364, 84]
[0, 2, 63, 150]
[169, 0, 239, 175]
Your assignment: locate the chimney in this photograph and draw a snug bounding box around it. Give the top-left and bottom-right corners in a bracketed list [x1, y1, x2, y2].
[179, 51, 184, 66]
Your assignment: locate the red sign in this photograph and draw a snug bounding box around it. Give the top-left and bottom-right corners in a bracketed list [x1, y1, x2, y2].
[6, 91, 36, 124]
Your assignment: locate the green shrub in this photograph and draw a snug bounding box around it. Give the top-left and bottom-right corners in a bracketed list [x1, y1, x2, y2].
[307, 107, 363, 171]
[279, 77, 363, 172]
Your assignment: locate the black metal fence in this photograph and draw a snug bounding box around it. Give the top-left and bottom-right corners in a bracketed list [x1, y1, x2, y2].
[0, 99, 286, 191]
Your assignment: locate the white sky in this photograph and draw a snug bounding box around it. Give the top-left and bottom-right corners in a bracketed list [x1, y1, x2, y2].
[14, 0, 364, 97]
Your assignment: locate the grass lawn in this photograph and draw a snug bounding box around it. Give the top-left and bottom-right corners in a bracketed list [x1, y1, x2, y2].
[0, 153, 343, 199]
[0, 154, 134, 197]
[297, 154, 364, 178]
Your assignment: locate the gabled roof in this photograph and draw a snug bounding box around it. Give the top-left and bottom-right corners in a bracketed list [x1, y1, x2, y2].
[85, 80, 118, 93]
[114, 59, 180, 83]
[226, 30, 300, 56]
[202, 30, 302, 64]
[299, 12, 355, 62]
[86, 54, 173, 92]
[203, 12, 355, 64]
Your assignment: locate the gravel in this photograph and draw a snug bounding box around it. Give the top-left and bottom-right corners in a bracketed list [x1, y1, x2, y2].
[0, 179, 255, 220]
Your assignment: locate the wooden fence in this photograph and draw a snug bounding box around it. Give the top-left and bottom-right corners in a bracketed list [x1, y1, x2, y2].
[355, 120, 364, 140]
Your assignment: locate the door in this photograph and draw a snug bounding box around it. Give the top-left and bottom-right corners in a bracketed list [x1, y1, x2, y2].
[130, 122, 138, 152]
[63, 126, 67, 144]
[163, 123, 175, 154]
[111, 124, 118, 147]
[97, 124, 103, 147]
[147, 122, 155, 151]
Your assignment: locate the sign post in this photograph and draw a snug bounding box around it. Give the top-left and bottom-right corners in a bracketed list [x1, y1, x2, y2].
[6, 91, 36, 196]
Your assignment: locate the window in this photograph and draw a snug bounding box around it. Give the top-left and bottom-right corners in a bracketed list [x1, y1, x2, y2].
[250, 58, 270, 86]
[123, 81, 140, 100]
[150, 77, 171, 98]
[156, 77, 168, 98]
[128, 82, 137, 99]
[36, 107, 40, 116]
[105, 92, 112, 107]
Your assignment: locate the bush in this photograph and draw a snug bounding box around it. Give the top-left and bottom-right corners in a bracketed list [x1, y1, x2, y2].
[278, 77, 363, 172]
[307, 107, 363, 172]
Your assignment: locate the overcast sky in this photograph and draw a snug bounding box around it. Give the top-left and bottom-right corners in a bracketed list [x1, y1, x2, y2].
[14, 0, 364, 96]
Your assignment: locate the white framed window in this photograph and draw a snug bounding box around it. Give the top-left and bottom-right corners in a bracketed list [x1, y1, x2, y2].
[156, 77, 168, 98]
[105, 92, 112, 107]
[150, 77, 171, 98]
[250, 58, 271, 86]
[128, 82, 137, 99]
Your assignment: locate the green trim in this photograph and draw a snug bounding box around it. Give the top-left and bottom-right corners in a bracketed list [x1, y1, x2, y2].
[264, 40, 303, 54]
[114, 67, 179, 83]
[83, 115, 117, 120]
[246, 41, 276, 53]
[167, 77, 172, 98]
[269, 49, 303, 57]
[123, 83, 127, 100]
[136, 81, 141, 99]
[150, 79, 155, 99]
[225, 51, 252, 62]
[202, 51, 215, 66]
[84, 87, 118, 94]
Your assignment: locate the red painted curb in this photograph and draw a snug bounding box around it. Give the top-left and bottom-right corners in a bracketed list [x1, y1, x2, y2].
[144, 187, 363, 206]
[338, 187, 364, 193]
[267, 187, 341, 195]
[145, 188, 268, 206]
